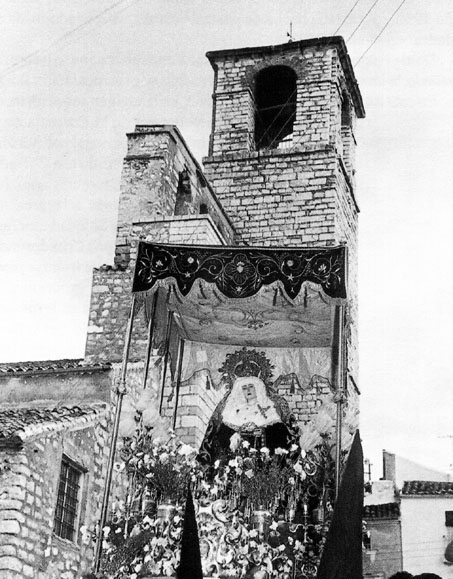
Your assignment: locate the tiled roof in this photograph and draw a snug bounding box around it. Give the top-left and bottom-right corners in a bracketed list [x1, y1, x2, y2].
[402, 481, 453, 496]
[0, 359, 111, 375]
[0, 404, 107, 449]
[363, 502, 400, 519]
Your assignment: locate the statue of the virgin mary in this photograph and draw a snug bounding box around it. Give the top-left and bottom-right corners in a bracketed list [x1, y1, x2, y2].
[198, 348, 298, 465]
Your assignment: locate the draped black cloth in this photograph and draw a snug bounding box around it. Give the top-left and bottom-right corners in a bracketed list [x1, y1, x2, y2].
[316, 430, 363, 579]
[177, 485, 203, 579]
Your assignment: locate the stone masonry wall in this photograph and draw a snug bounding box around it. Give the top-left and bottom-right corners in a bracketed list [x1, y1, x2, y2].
[85, 216, 228, 363]
[209, 45, 338, 155]
[203, 40, 361, 385]
[85, 123, 234, 365]
[334, 165, 359, 384]
[115, 125, 234, 268]
[0, 415, 110, 579]
[208, 43, 360, 176]
[204, 149, 339, 247]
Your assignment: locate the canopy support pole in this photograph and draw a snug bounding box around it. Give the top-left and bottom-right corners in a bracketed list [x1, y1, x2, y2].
[141, 290, 159, 390]
[172, 338, 185, 429]
[94, 294, 137, 573]
[158, 309, 174, 415]
[333, 303, 346, 500]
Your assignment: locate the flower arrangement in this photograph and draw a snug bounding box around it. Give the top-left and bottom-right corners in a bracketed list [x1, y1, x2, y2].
[122, 429, 197, 506]
[100, 427, 337, 579]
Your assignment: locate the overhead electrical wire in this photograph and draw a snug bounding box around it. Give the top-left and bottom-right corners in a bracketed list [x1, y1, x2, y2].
[332, 0, 364, 36]
[346, 0, 383, 42]
[354, 0, 409, 66]
[0, 0, 138, 81]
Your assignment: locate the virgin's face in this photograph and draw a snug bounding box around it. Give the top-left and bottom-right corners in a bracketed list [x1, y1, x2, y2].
[242, 382, 257, 403]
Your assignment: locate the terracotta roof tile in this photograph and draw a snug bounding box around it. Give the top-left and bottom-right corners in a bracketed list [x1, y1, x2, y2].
[402, 481, 453, 496]
[0, 359, 111, 375]
[363, 502, 400, 519]
[0, 404, 107, 448]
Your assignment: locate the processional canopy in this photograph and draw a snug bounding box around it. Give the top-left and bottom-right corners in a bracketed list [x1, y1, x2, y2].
[132, 242, 347, 349]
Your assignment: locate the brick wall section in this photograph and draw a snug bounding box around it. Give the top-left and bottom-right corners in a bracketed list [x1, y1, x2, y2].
[0, 413, 110, 579]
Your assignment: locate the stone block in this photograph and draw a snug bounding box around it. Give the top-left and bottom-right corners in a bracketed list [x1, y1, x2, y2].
[0, 555, 22, 572]
[0, 520, 20, 534]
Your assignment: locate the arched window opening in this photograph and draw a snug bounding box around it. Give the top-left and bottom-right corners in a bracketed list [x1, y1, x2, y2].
[254, 66, 297, 150]
[174, 169, 192, 216]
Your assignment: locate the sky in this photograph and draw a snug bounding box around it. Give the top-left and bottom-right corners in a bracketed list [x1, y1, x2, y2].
[1, 0, 453, 479]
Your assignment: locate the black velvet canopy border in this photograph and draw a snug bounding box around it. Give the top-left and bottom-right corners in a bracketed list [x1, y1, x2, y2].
[132, 242, 347, 299]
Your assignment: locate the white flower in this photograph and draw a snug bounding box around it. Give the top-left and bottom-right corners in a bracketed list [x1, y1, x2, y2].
[242, 440, 250, 449]
[299, 428, 321, 452]
[178, 443, 196, 456]
[260, 446, 270, 455]
[160, 452, 169, 463]
[228, 458, 238, 468]
[270, 521, 278, 531]
[229, 432, 242, 451]
[288, 476, 295, 485]
[274, 447, 288, 455]
[290, 443, 299, 452]
[214, 459, 221, 469]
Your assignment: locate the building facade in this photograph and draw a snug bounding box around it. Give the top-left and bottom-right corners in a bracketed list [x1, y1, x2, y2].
[401, 481, 453, 578]
[0, 36, 364, 578]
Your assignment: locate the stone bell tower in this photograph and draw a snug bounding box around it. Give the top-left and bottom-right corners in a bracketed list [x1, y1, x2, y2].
[202, 36, 365, 387]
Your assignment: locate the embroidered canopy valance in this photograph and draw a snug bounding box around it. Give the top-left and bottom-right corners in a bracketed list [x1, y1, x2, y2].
[132, 242, 347, 300]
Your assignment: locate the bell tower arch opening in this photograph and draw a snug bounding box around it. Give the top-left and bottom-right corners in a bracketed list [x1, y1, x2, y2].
[254, 65, 297, 150]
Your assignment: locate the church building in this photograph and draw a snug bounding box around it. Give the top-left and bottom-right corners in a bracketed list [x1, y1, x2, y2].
[0, 36, 364, 579]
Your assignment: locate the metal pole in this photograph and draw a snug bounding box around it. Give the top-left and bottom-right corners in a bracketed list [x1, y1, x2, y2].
[158, 309, 174, 415]
[334, 303, 345, 500]
[94, 294, 137, 572]
[172, 338, 185, 429]
[141, 290, 159, 390]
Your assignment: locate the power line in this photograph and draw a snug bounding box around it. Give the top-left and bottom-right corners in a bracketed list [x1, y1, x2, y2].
[332, 0, 364, 36]
[346, 0, 383, 42]
[0, 0, 138, 81]
[354, 0, 409, 66]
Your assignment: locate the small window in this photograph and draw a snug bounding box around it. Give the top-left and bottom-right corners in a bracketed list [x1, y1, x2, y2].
[199, 203, 208, 215]
[254, 66, 297, 150]
[174, 170, 192, 216]
[446, 511, 453, 527]
[341, 94, 351, 128]
[54, 456, 84, 541]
